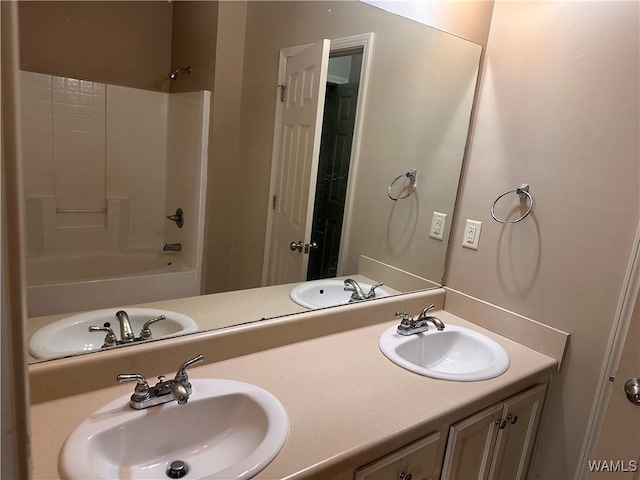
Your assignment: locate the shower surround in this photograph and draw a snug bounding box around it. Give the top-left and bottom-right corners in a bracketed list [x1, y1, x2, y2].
[20, 71, 209, 317]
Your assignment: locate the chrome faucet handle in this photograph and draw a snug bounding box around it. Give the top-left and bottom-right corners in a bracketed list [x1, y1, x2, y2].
[395, 311, 413, 323]
[117, 374, 151, 402]
[366, 283, 384, 299]
[166, 208, 184, 228]
[88, 325, 117, 348]
[139, 315, 166, 340]
[175, 354, 204, 389]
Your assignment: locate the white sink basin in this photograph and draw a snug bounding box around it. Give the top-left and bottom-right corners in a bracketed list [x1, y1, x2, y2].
[59, 379, 289, 480]
[289, 279, 390, 309]
[379, 324, 510, 381]
[29, 308, 198, 359]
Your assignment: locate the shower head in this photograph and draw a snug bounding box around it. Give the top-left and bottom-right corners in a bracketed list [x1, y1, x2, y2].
[168, 66, 192, 81]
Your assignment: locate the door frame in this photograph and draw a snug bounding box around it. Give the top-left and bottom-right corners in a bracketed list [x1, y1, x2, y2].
[261, 33, 374, 286]
[576, 221, 640, 478]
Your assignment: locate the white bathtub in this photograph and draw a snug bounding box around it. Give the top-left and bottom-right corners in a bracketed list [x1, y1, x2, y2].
[26, 251, 201, 318]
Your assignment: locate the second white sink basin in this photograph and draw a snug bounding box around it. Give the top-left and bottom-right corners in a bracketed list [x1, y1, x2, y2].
[379, 323, 510, 381]
[29, 308, 198, 359]
[59, 378, 289, 480]
[289, 279, 390, 309]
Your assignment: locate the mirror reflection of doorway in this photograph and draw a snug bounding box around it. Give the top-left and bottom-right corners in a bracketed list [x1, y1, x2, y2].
[265, 35, 372, 287]
[307, 49, 363, 281]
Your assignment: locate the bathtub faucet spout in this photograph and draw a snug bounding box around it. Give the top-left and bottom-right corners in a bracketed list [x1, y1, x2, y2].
[163, 243, 182, 252]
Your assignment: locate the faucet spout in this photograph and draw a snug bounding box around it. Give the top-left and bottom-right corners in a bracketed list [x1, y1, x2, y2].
[164, 379, 190, 405]
[115, 310, 136, 343]
[163, 243, 182, 252]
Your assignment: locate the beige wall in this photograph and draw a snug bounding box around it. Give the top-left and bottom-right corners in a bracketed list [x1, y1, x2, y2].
[203, 1, 248, 293]
[361, 0, 494, 46]
[445, 2, 640, 478]
[17, 1, 173, 92]
[169, 1, 218, 94]
[221, 1, 482, 291]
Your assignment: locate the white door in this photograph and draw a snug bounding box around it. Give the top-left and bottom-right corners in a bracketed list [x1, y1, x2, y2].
[588, 286, 640, 479]
[267, 39, 330, 286]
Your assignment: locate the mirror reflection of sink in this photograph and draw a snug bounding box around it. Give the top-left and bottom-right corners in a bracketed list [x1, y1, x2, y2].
[59, 378, 289, 480]
[289, 279, 390, 309]
[28, 308, 198, 360]
[379, 324, 510, 381]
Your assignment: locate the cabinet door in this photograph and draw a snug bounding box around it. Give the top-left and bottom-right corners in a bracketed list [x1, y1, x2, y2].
[355, 432, 444, 480]
[440, 403, 504, 480]
[488, 384, 547, 480]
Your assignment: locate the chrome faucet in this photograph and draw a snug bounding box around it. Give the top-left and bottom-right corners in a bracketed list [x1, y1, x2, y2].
[344, 279, 384, 302]
[163, 243, 182, 252]
[396, 304, 445, 335]
[117, 354, 204, 409]
[89, 311, 167, 348]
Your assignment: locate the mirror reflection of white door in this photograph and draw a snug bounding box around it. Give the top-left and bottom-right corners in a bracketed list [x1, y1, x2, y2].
[267, 39, 330, 286]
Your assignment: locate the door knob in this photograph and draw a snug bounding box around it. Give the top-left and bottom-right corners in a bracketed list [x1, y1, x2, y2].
[624, 378, 640, 405]
[290, 241, 303, 252]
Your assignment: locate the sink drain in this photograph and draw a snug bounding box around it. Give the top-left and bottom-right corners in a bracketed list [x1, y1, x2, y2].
[166, 460, 188, 478]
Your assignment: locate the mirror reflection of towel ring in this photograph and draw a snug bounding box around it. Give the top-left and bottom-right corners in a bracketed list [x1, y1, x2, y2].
[387, 169, 417, 201]
[490, 184, 534, 224]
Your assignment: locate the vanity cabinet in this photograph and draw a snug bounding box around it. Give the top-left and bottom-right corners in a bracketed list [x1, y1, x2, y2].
[440, 384, 547, 480]
[354, 431, 447, 480]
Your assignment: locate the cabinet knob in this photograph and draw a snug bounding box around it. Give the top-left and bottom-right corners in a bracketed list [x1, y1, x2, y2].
[496, 419, 507, 429]
[399, 471, 412, 480]
[507, 414, 518, 425]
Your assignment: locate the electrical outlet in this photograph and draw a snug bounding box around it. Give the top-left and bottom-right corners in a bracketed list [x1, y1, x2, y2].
[429, 212, 447, 241]
[462, 219, 482, 250]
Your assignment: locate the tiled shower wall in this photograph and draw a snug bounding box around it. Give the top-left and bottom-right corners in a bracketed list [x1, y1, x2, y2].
[20, 71, 169, 254]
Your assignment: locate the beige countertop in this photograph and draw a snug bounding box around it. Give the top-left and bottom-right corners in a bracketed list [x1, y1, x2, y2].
[30, 309, 557, 480]
[26, 275, 399, 363]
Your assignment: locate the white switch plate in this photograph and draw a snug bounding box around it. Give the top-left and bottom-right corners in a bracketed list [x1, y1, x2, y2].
[429, 212, 447, 241]
[462, 219, 482, 250]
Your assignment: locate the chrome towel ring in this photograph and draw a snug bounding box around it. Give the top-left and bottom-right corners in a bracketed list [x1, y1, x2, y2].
[388, 169, 418, 201]
[490, 184, 534, 224]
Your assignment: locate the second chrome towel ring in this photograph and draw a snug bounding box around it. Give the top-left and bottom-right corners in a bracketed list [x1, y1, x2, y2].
[490, 184, 534, 224]
[388, 169, 418, 201]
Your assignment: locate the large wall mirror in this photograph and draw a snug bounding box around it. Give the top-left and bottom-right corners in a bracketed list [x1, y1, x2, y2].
[19, 1, 482, 363]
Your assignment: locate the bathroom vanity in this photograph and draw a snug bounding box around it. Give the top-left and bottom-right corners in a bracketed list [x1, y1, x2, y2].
[29, 288, 563, 479]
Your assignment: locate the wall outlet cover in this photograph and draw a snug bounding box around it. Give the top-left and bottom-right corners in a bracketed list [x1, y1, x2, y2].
[462, 219, 482, 250]
[429, 212, 447, 241]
